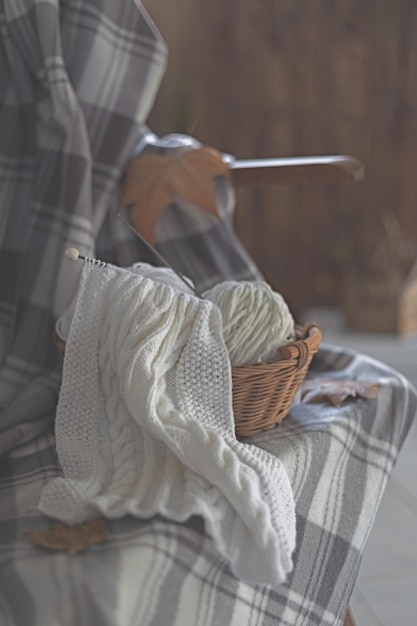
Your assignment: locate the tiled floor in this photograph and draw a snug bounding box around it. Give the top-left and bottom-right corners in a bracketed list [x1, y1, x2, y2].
[312, 313, 417, 626]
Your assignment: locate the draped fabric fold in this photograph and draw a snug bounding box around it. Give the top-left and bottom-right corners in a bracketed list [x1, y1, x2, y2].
[0, 0, 260, 450]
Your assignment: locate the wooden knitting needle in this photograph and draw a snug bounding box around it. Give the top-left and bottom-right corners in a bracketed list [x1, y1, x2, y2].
[65, 248, 89, 262]
[65, 246, 198, 296]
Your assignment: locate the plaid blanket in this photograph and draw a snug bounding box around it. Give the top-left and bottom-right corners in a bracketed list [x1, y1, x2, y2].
[1, 1, 416, 624]
[1, 346, 416, 625]
[0, 0, 259, 454]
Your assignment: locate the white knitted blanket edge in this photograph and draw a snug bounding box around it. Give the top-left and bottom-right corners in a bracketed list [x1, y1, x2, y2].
[38, 262, 296, 585]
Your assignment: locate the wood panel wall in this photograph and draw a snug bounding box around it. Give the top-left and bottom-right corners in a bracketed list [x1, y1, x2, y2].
[143, 0, 417, 317]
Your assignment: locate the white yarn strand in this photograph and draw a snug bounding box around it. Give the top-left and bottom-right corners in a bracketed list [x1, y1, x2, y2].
[203, 281, 295, 366]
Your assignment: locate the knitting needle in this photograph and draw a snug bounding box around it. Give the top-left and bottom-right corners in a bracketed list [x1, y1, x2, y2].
[65, 248, 91, 262]
[65, 248, 110, 268]
[65, 242, 198, 296]
[117, 213, 198, 295]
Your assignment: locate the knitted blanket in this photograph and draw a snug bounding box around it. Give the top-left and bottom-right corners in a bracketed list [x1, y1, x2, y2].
[38, 261, 296, 586]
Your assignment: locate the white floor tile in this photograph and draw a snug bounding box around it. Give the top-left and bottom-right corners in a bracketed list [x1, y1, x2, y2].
[390, 418, 417, 501]
[354, 576, 417, 626]
[355, 483, 417, 584]
[350, 592, 383, 626]
[322, 333, 417, 370]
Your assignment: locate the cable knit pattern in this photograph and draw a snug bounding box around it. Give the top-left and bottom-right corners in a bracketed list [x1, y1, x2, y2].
[38, 262, 296, 585]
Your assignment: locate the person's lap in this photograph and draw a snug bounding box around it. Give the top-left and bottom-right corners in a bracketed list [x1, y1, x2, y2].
[1, 343, 414, 626]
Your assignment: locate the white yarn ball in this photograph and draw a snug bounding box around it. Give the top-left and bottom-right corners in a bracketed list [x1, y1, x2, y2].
[203, 280, 295, 366]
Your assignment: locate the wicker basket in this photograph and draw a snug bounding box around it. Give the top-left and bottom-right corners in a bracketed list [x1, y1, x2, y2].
[232, 323, 322, 438]
[54, 322, 321, 439]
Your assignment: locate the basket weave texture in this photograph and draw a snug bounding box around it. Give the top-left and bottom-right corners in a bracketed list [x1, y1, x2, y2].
[54, 322, 321, 439]
[232, 323, 322, 438]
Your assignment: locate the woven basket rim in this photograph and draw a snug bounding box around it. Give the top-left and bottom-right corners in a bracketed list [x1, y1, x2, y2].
[231, 322, 322, 372]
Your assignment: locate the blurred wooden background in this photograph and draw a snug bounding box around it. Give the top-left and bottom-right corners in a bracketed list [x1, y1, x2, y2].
[142, 0, 417, 317]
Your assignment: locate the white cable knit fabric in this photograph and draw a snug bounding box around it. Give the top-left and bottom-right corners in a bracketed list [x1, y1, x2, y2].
[39, 262, 296, 586]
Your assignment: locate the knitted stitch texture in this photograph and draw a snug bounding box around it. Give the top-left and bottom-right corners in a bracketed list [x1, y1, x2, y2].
[39, 262, 296, 585]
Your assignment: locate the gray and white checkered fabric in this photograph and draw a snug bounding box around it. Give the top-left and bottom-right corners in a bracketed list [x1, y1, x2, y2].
[0, 0, 260, 453]
[1, 345, 416, 625]
[1, 1, 416, 624]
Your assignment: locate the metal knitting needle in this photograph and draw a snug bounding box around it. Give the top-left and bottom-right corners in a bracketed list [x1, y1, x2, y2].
[65, 215, 198, 296]
[65, 248, 90, 262]
[117, 213, 198, 295]
[65, 247, 109, 267]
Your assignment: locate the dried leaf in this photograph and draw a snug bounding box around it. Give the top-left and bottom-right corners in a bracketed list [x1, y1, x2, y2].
[300, 378, 380, 408]
[117, 146, 230, 243]
[26, 521, 108, 555]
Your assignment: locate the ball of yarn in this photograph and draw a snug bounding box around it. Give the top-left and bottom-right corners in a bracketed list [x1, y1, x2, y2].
[203, 280, 295, 366]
